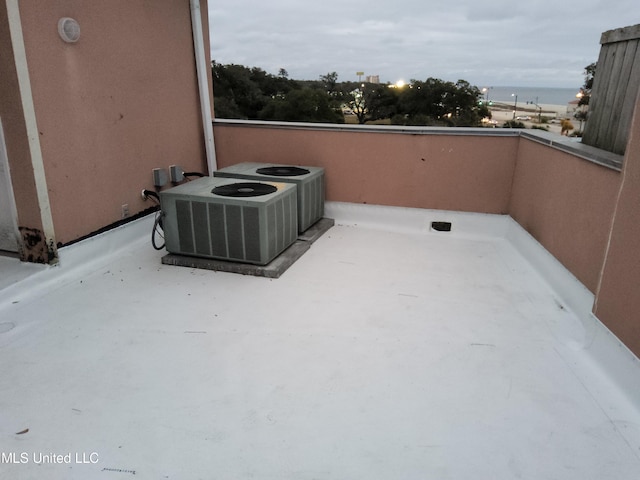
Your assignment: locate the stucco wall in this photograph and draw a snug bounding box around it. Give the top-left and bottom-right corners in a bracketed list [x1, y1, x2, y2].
[595, 94, 640, 356]
[213, 124, 519, 214]
[509, 138, 620, 293]
[15, 0, 210, 245]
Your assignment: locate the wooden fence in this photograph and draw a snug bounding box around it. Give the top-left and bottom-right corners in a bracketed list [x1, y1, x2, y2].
[582, 24, 640, 155]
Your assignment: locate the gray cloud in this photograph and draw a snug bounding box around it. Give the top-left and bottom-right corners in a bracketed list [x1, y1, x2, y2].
[209, 0, 638, 87]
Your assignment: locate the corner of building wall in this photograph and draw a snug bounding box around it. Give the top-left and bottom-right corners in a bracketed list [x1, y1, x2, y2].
[590, 90, 640, 362]
[190, 0, 216, 174]
[593, 90, 640, 312]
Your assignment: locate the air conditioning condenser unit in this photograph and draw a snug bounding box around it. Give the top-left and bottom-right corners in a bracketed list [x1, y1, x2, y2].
[214, 162, 324, 233]
[160, 176, 298, 265]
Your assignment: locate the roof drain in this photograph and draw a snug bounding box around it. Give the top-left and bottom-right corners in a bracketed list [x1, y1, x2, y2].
[431, 221, 452, 232]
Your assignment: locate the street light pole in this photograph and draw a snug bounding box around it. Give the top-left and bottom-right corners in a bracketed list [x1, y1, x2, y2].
[482, 86, 492, 105]
[512, 93, 518, 119]
[526, 97, 542, 123]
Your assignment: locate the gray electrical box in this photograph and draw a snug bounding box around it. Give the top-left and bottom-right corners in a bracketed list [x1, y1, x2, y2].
[152, 168, 168, 187]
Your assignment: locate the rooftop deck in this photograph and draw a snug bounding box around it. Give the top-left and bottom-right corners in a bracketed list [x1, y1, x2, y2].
[1, 203, 639, 479]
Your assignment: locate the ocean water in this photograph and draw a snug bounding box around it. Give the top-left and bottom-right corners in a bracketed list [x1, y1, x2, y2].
[482, 86, 580, 106]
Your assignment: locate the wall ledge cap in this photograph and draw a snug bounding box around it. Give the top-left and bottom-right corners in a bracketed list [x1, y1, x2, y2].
[213, 118, 521, 137]
[521, 130, 623, 171]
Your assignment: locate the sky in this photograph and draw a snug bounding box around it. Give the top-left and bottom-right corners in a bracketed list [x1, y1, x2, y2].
[208, 0, 639, 89]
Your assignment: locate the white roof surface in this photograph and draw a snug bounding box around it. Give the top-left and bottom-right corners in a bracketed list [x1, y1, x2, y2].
[1, 202, 639, 479]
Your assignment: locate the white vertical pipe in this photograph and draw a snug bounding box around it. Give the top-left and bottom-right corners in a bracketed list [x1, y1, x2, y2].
[190, 0, 217, 174]
[6, 0, 58, 262]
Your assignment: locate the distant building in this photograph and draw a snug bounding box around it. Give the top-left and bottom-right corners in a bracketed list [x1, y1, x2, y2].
[365, 75, 380, 84]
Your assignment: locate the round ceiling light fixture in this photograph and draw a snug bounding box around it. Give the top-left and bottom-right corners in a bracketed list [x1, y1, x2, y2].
[58, 17, 80, 43]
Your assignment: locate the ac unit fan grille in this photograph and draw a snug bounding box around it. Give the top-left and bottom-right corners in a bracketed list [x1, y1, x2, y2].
[256, 166, 310, 177]
[212, 182, 277, 197]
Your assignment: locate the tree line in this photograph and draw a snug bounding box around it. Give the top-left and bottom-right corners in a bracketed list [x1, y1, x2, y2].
[212, 62, 490, 127]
